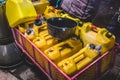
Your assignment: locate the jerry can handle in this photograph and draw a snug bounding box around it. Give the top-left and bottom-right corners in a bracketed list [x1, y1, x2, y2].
[83, 22, 92, 32]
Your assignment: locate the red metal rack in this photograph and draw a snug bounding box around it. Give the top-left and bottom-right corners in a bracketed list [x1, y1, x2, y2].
[12, 28, 117, 80]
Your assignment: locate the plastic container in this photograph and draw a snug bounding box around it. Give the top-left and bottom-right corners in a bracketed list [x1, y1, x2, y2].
[33, 30, 58, 51]
[6, 0, 37, 27]
[47, 17, 77, 40]
[44, 38, 83, 63]
[22, 21, 47, 40]
[44, 6, 62, 19]
[32, 0, 50, 14]
[75, 22, 115, 54]
[75, 22, 116, 73]
[57, 44, 100, 75]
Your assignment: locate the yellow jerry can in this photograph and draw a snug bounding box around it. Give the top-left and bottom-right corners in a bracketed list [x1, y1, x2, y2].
[61, 14, 80, 22]
[23, 21, 47, 40]
[76, 22, 115, 54]
[24, 28, 36, 41]
[6, 0, 37, 27]
[23, 21, 36, 40]
[18, 21, 34, 33]
[32, 0, 50, 14]
[33, 30, 58, 51]
[18, 24, 27, 33]
[44, 38, 83, 63]
[44, 6, 62, 19]
[32, 22, 47, 36]
[57, 44, 100, 75]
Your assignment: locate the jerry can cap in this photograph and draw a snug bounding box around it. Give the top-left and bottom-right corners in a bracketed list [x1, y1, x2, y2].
[89, 44, 95, 49]
[106, 32, 113, 38]
[34, 19, 42, 26]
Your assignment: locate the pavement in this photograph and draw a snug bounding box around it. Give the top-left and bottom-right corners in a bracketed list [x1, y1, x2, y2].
[0, 56, 48, 80]
[0, 48, 120, 80]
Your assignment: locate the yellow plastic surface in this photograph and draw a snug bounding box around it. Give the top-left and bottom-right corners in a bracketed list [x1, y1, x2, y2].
[23, 21, 36, 40]
[44, 6, 62, 19]
[75, 22, 115, 54]
[19, 21, 47, 41]
[18, 21, 34, 33]
[32, 22, 47, 36]
[32, 0, 50, 14]
[57, 44, 99, 75]
[18, 25, 26, 33]
[33, 30, 58, 51]
[44, 38, 83, 63]
[61, 14, 80, 22]
[24, 30, 36, 41]
[6, 0, 37, 27]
